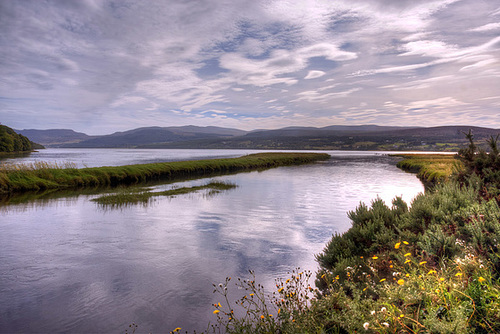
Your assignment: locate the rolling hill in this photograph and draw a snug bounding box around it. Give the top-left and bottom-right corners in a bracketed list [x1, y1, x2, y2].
[15, 125, 500, 151]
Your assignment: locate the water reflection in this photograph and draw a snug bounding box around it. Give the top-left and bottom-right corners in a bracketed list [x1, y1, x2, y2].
[0, 153, 424, 333]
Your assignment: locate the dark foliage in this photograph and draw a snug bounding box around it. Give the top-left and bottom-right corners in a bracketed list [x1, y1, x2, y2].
[0, 125, 32, 153]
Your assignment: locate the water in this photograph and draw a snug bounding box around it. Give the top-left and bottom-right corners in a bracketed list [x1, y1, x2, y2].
[0, 149, 425, 333]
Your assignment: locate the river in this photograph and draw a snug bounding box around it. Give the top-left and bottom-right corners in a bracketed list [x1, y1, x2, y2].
[0, 149, 425, 333]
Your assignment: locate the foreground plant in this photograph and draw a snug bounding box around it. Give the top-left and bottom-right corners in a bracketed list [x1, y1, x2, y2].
[208, 269, 319, 333]
[200, 131, 500, 333]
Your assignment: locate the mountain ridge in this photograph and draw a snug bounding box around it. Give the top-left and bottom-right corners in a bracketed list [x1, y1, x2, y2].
[15, 125, 500, 151]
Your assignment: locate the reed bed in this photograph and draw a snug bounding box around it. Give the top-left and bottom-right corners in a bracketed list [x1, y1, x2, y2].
[392, 153, 461, 185]
[93, 180, 237, 206]
[0, 152, 330, 194]
[0, 161, 78, 172]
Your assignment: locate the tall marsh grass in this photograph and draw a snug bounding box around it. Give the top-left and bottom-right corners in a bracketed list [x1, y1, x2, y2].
[392, 154, 461, 186]
[0, 153, 330, 194]
[0, 161, 78, 172]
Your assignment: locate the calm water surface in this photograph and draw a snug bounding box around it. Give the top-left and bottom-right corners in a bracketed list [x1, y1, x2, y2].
[0, 149, 425, 333]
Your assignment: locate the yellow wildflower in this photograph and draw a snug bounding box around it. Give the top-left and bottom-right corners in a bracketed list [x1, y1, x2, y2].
[419, 261, 427, 265]
[372, 256, 379, 260]
[428, 270, 437, 275]
[478, 277, 486, 283]
[439, 277, 445, 281]
[380, 278, 386, 282]
[397, 279, 405, 285]
[269, 314, 273, 317]
[218, 302, 222, 308]
[399, 314, 404, 318]
[335, 275, 340, 280]
[455, 272, 463, 277]
[213, 310, 220, 314]
[261, 315, 265, 319]
[404, 253, 411, 257]
[403, 241, 409, 245]
[172, 328, 181, 333]
[404, 259, 411, 264]
[395, 242, 401, 249]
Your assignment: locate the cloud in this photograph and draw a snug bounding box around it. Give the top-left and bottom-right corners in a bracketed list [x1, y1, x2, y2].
[293, 88, 361, 103]
[1, 0, 499, 133]
[405, 97, 468, 111]
[400, 40, 458, 57]
[305, 70, 326, 79]
[470, 22, 500, 32]
[217, 42, 355, 88]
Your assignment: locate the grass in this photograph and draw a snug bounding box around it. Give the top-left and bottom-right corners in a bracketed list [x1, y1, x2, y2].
[392, 154, 461, 186]
[0, 152, 330, 194]
[92, 180, 237, 206]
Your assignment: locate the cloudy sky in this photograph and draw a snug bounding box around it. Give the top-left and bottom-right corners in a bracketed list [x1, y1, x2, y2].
[1, 0, 499, 134]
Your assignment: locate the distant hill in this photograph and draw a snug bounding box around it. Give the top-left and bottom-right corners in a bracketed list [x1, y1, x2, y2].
[138, 125, 500, 151]
[244, 125, 418, 138]
[60, 126, 248, 148]
[14, 124, 500, 151]
[16, 129, 93, 147]
[1, 125, 40, 152]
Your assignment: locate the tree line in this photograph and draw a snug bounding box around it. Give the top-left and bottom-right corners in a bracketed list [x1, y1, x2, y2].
[0, 124, 33, 153]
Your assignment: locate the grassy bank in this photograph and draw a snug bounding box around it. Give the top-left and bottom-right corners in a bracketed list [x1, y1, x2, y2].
[392, 154, 460, 186]
[0, 152, 330, 195]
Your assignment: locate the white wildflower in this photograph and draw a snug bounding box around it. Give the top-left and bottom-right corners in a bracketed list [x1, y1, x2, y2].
[363, 322, 369, 330]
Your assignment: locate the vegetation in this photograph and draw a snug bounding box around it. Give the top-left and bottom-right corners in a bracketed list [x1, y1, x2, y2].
[198, 131, 500, 333]
[393, 154, 460, 186]
[0, 124, 33, 153]
[0, 152, 330, 195]
[92, 180, 237, 206]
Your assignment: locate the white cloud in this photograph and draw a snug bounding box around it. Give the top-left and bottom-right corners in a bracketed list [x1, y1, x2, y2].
[460, 58, 497, 71]
[406, 97, 468, 111]
[304, 70, 326, 79]
[470, 22, 500, 32]
[293, 88, 361, 103]
[400, 40, 458, 58]
[217, 42, 355, 88]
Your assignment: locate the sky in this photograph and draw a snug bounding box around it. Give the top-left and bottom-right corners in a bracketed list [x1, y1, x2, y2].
[1, 0, 499, 135]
